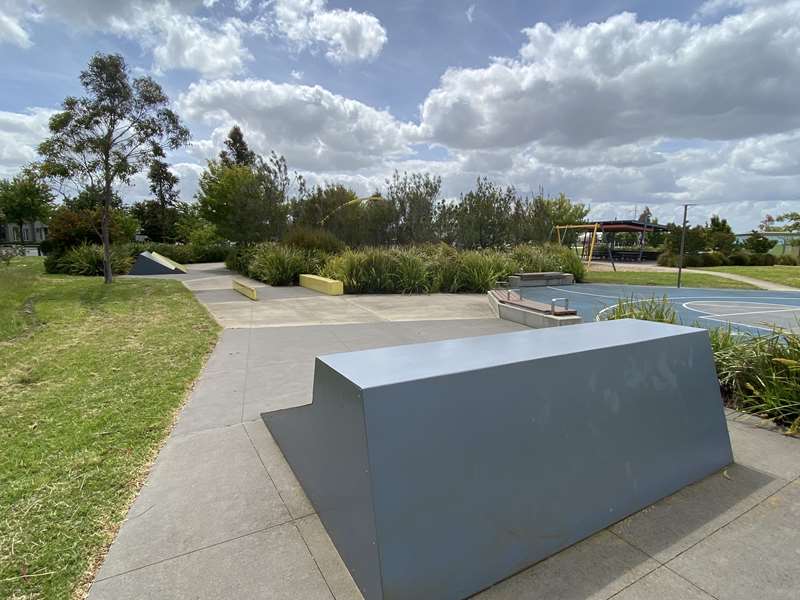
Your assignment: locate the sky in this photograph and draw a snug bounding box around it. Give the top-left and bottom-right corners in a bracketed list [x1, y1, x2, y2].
[1, 0, 800, 232]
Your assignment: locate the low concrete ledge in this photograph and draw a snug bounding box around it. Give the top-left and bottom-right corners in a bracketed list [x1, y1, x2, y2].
[299, 273, 343, 296]
[263, 320, 733, 600]
[232, 279, 258, 301]
[488, 291, 583, 328]
[508, 272, 574, 287]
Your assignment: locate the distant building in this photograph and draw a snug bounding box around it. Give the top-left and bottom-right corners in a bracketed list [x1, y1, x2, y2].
[0, 221, 49, 244]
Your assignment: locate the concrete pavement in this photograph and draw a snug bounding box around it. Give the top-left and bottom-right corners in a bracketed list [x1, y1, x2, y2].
[89, 264, 800, 600]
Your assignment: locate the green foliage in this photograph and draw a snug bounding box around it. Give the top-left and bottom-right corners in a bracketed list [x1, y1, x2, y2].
[46, 206, 136, 253]
[37, 53, 189, 283]
[197, 157, 290, 244]
[386, 171, 440, 244]
[0, 172, 53, 231]
[743, 230, 778, 254]
[776, 211, 800, 232]
[219, 124, 256, 167]
[452, 177, 514, 249]
[511, 193, 590, 245]
[248, 244, 325, 286]
[664, 223, 707, 256]
[225, 245, 257, 276]
[705, 215, 737, 254]
[777, 255, 798, 266]
[712, 329, 800, 432]
[323, 249, 400, 293]
[658, 250, 731, 268]
[599, 296, 678, 324]
[749, 252, 777, 266]
[46, 243, 133, 275]
[282, 226, 346, 254]
[728, 251, 750, 266]
[510, 243, 585, 281]
[118, 241, 228, 264]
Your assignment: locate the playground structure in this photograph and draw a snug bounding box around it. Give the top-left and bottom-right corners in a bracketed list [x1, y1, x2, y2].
[555, 219, 669, 269]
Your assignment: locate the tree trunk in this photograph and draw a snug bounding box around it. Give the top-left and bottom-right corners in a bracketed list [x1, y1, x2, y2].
[102, 184, 113, 284]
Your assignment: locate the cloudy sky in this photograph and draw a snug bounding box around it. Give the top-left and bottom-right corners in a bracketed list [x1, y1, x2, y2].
[2, 0, 800, 231]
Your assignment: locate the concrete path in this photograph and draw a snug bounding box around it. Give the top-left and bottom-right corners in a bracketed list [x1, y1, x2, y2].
[89, 265, 800, 600]
[590, 261, 797, 291]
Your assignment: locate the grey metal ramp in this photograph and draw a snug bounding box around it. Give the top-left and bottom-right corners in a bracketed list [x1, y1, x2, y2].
[262, 319, 733, 600]
[128, 251, 187, 275]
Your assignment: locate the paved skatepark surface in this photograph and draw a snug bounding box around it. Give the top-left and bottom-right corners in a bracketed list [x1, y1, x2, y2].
[520, 282, 800, 333]
[91, 265, 800, 600]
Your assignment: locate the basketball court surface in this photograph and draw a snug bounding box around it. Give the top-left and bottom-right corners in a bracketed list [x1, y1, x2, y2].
[520, 283, 800, 333]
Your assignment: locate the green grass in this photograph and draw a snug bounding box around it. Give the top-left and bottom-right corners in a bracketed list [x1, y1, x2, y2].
[584, 270, 757, 289]
[699, 265, 800, 288]
[0, 258, 220, 599]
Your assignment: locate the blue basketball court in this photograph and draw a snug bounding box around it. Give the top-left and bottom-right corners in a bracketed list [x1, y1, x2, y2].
[519, 283, 800, 334]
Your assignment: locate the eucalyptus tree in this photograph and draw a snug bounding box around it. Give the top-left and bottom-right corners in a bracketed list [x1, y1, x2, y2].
[38, 53, 189, 283]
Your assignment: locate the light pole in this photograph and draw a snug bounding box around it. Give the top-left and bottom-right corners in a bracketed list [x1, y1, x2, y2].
[676, 203, 696, 289]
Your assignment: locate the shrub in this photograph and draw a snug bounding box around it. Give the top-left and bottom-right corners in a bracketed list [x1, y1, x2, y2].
[712, 329, 800, 433]
[248, 244, 324, 286]
[777, 255, 798, 266]
[323, 248, 400, 293]
[453, 251, 516, 293]
[700, 252, 728, 267]
[118, 241, 229, 264]
[728, 252, 750, 266]
[748, 253, 776, 266]
[46, 243, 133, 276]
[657, 252, 675, 267]
[510, 244, 585, 282]
[599, 295, 678, 324]
[283, 226, 346, 254]
[394, 251, 431, 294]
[414, 243, 460, 293]
[225, 245, 257, 276]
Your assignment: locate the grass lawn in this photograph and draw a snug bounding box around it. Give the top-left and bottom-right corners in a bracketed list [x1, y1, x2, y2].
[699, 265, 800, 288]
[0, 258, 219, 599]
[584, 270, 757, 289]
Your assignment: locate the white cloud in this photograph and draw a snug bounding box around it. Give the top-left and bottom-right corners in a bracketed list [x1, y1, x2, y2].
[271, 0, 387, 63]
[0, 2, 31, 47]
[0, 107, 54, 177]
[178, 78, 414, 171]
[149, 13, 251, 77]
[418, 3, 800, 150]
[466, 4, 476, 23]
[0, 1, 250, 77]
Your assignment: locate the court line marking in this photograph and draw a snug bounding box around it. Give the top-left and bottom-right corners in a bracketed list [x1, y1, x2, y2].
[541, 286, 800, 329]
[692, 316, 774, 332]
[693, 307, 800, 319]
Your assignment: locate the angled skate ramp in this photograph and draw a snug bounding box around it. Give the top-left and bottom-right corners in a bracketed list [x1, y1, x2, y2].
[128, 251, 187, 276]
[263, 319, 733, 600]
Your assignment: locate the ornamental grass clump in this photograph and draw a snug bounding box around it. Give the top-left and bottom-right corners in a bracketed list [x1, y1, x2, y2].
[711, 327, 800, 433]
[600, 295, 678, 324]
[248, 243, 325, 286]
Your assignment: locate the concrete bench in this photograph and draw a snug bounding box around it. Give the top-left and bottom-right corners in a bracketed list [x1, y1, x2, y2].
[299, 273, 344, 295]
[263, 320, 732, 600]
[508, 271, 575, 287]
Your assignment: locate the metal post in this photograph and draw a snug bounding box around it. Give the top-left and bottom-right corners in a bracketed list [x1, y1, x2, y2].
[677, 204, 689, 289]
